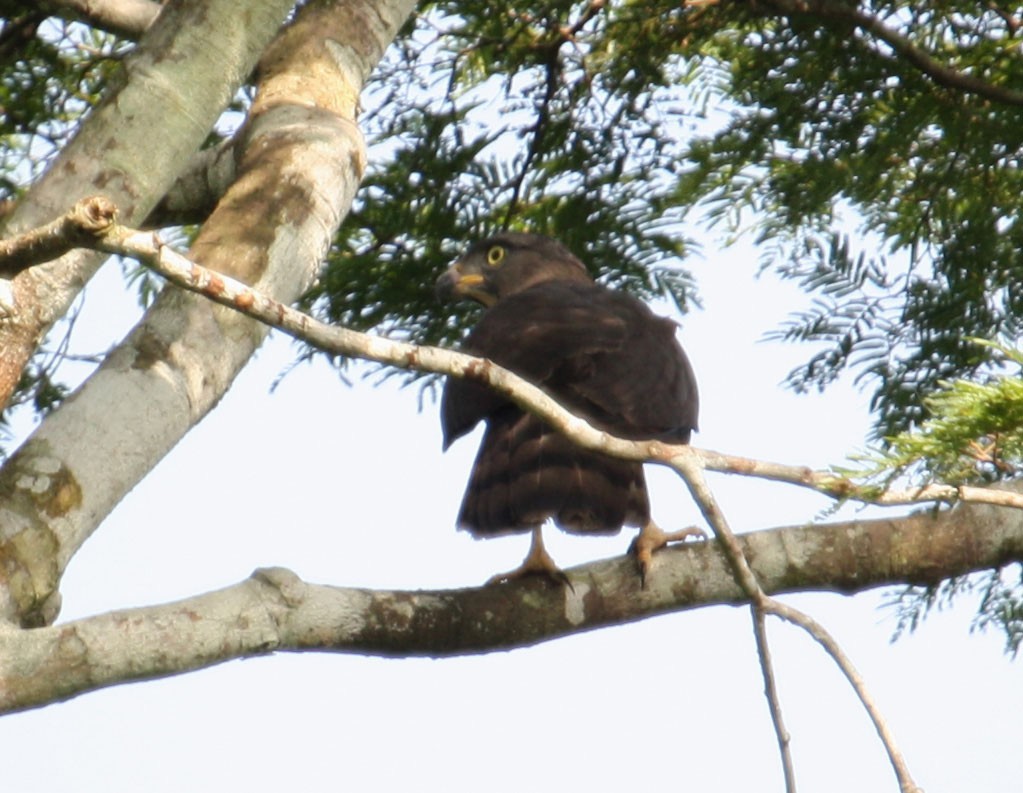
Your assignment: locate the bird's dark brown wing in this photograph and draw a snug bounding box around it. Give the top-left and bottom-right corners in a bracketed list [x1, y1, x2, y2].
[440, 280, 697, 537]
[442, 280, 697, 444]
[563, 290, 699, 444]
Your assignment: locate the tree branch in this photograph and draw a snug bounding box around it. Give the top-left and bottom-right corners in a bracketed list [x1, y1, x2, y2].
[752, 608, 796, 793]
[144, 138, 238, 228]
[0, 0, 297, 413]
[763, 598, 921, 793]
[3, 499, 1022, 715]
[0, 196, 120, 272]
[0, 0, 421, 631]
[10, 196, 1023, 516]
[762, 0, 1023, 107]
[671, 452, 802, 788]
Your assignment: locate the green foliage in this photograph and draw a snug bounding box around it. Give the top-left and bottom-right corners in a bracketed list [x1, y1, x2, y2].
[0, 15, 124, 200]
[671, 3, 1023, 439]
[886, 566, 1023, 658]
[297, 1, 1023, 442]
[853, 340, 1023, 653]
[305, 0, 702, 361]
[852, 342, 1023, 487]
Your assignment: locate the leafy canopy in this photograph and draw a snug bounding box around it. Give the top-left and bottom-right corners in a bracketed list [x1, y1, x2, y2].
[304, 1, 1023, 449]
[6, 2, 1023, 444]
[304, 0, 702, 355]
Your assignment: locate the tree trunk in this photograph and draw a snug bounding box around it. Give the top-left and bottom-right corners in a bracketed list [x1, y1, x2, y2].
[0, 0, 418, 626]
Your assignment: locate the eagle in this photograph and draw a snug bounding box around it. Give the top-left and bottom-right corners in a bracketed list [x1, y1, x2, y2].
[436, 232, 701, 584]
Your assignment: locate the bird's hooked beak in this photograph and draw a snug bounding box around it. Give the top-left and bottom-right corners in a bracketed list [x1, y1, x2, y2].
[435, 261, 497, 306]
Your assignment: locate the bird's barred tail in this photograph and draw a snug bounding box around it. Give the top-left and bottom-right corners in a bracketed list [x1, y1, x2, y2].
[456, 411, 650, 537]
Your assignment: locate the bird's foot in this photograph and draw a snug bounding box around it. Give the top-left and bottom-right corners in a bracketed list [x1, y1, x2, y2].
[630, 521, 706, 586]
[486, 528, 571, 588]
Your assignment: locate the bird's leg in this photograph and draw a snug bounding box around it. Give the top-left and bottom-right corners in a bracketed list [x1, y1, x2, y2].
[486, 527, 571, 587]
[630, 520, 706, 585]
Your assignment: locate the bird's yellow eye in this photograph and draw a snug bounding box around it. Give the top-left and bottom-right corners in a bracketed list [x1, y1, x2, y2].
[486, 245, 505, 267]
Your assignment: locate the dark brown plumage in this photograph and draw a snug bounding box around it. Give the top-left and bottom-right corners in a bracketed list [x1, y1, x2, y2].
[437, 232, 700, 582]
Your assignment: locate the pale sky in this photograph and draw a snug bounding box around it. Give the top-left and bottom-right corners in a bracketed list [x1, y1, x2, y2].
[1, 229, 1019, 792]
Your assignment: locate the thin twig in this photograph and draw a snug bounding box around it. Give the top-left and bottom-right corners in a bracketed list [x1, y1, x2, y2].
[752, 607, 796, 793]
[677, 431, 921, 793]
[689, 446, 1023, 510]
[674, 452, 798, 788]
[764, 598, 922, 793]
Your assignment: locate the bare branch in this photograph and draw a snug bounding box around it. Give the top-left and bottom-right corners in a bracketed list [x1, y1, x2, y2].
[695, 447, 1023, 511]
[670, 453, 802, 787]
[0, 196, 118, 272]
[764, 598, 923, 793]
[10, 195, 1023, 520]
[677, 428, 921, 791]
[752, 608, 796, 793]
[675, 427, 921, 790]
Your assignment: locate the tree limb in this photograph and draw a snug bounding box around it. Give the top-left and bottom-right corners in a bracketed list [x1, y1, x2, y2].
[752, 608, 796, 793]
[763, 598, 921, 793]
[672, 452, 802, 789]
[3, 499, 1021, 715]
[15, 197, 1022, 515]
[762, 0, 1023, 107]
[0, 197, 120, 271]
[144, 138, 239, 228]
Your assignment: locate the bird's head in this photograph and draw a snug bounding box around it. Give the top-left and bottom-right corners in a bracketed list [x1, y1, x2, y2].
[435, 232, 591, 307]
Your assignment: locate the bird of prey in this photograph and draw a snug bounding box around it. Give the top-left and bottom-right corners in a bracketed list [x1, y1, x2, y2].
[436, 232, 701, 584]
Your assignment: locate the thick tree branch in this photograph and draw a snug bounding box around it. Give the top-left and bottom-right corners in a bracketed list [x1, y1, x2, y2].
[3, 499, 1021, 715]
[144, 138, 238, 228]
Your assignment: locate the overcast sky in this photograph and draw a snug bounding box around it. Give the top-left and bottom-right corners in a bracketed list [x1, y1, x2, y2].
[1, 225, 1020, 793]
